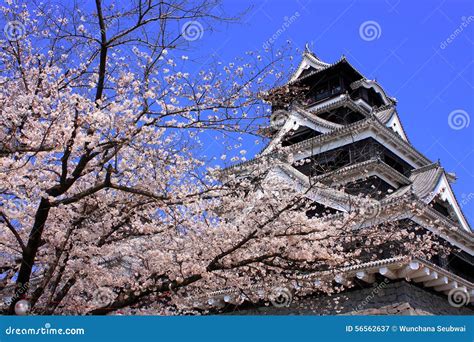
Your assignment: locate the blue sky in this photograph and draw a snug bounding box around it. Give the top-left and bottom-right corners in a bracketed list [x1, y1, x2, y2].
[188, 0, 474, 224]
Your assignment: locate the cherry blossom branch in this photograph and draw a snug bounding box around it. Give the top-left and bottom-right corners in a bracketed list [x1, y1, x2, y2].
[0, 211, 26, 252]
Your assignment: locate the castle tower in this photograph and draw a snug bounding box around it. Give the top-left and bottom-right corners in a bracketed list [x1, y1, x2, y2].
[224, 45, 473, 314]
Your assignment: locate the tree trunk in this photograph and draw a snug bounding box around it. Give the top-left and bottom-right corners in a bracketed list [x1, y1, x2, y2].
[8, 197, 51, 314]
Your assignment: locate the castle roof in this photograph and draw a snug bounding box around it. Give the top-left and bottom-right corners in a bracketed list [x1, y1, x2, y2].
[223, 47, 472, 236]
[290, 45, 364, 84]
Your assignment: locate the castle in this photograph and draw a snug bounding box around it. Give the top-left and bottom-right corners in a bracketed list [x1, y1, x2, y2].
[220, 45, 473, 315]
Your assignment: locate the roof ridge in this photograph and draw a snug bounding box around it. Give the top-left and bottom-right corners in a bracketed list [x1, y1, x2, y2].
[293, 105, 342, 130]
[410, 161, 442, 175]
[305, 93, 371, 116]
[282, 117, 431, 166]
[312, 158, 412, 186]
[374, 103, 395, 113]
[223, 116, 433, 175]
[289, 54, 365, 84]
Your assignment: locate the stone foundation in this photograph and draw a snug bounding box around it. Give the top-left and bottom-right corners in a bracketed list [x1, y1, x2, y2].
[232, 281, 473, 315]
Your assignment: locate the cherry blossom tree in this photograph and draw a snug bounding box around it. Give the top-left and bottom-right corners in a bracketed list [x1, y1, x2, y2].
[0, 0, 443, 315]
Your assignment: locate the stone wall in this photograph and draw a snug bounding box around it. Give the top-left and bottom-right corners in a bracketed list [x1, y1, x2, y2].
[231, 281, 473, 315]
